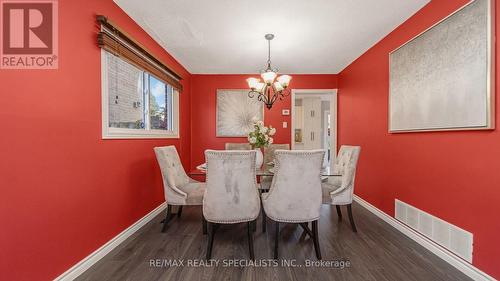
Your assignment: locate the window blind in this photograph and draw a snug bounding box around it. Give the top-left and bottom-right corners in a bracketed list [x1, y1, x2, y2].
[96, 15, 183, 91]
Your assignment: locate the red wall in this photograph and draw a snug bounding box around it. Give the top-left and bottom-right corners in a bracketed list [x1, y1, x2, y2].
[0, 1, 191, 280]
[338, 0, 500, 278]
[190, 74, 338, 169]
[3, 0, 498, 279]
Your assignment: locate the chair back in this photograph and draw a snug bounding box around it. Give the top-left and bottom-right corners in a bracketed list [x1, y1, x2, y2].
[154, 146, 190, 204]
[225, 143, 252, 150]
[336, 146, 361, 187]
[328, 145, 361, 204]
[333, 146, 360, 174]
[264, 150, 325, 222]
[263, 144, 290, 165]
[203, 150, 260, 223]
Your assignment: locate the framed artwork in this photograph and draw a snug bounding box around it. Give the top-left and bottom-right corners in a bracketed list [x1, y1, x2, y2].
[389, 0, 494, 132]
[216, 89, 264, 137]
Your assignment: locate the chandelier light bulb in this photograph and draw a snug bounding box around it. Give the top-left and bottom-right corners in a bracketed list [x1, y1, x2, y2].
[277, 75, 291, 88]
[273, 81, 284, 92]
[255, 82, 265, 92]
[246, 77, 260, 89]
[261, 71, 277, 85]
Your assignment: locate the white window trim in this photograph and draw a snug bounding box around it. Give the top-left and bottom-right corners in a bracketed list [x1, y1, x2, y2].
[101, 50, 180, 139]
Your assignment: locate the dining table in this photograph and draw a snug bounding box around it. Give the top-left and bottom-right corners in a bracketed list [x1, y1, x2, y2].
[189, 163, 342, 177]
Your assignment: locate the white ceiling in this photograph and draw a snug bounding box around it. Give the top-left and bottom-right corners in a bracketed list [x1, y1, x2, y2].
[114, 0, 429, 74]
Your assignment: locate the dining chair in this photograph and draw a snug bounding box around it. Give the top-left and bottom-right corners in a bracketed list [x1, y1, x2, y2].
[263, 144, 290, 165]
[262, 149, 325, 260]
[260, 143, 290, 232]
[203, 150, 260, 260]
[321, 145, 361, 232]
[225, 143, 252, 150]
[154, 145, 206, 233]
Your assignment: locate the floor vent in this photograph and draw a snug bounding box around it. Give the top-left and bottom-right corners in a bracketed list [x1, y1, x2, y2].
[395, 199, 473, 263]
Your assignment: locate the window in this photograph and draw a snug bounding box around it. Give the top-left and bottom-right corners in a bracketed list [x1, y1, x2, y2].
[101, 50, 179, 139]
[148, 74, 174, 131]
[97, 15, 181, 139]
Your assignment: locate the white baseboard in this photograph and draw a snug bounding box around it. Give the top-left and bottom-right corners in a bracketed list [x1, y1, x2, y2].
[353, 195, 495, 281]
[54, 202, 167, 281]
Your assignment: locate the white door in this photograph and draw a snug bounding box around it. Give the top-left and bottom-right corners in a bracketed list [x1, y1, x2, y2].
[302, 97, 322, 150]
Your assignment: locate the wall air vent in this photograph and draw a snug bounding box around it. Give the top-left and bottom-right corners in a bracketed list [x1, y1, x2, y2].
[395, 199, 473, 263]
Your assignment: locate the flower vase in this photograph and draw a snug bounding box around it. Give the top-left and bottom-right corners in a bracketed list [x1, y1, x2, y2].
[254, 148, 264, 169]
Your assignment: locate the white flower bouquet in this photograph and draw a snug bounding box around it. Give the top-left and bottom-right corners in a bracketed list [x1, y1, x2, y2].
[247, 120, 276, 149]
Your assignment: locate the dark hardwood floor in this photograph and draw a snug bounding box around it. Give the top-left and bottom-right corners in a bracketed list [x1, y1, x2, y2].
[76, 202, 471, 281]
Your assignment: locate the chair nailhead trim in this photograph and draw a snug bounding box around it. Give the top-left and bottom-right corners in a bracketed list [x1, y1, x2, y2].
[264, 213, 320, 223]
[205, 214, 260, 224]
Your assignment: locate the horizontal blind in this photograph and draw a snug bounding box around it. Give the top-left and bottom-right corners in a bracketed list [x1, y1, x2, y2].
[105, 51, 145, 130]
[97, 15, 183, 91]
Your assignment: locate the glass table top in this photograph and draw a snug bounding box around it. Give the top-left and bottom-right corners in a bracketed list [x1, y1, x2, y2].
[189, 164, 341, 177]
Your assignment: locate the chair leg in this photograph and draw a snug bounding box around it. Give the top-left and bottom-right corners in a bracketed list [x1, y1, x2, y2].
[260, 192, 267, 233]
[312, 220, 322, 260]
[206, 222, 215, 260]
[274, 221, 279, 259]
[299, 222, 313, 238]
[202, 214, 207, 235]
[347, 204, 357, 233]
[247, 221, 255, 260]
[161, 205, 173, 233]
[262, 207, 267, 233]
[335, 205, 342, 220]
[177, 206, 183, 218]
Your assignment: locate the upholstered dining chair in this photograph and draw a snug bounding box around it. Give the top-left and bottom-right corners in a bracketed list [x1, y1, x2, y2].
[203, 150, 260, 260]
[154, 146, 206, 233]
[263, 144, 290, 165]
[225, 143, 252, 150]
[260, 143, 290, 232]
[262, 150, 325, 260]
[321, 145, 361, 232]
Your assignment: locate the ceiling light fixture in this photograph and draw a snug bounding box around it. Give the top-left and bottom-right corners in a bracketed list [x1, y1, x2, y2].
[247, 34, 291, 110]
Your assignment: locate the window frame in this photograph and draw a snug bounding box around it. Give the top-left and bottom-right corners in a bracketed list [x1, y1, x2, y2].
[101, 49, 180, 139]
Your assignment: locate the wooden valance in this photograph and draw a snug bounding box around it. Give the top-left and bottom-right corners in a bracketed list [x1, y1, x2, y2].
[96, 15, 183, 91]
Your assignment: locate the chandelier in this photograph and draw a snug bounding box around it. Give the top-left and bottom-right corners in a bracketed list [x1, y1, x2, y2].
[247, 34, 292, 110]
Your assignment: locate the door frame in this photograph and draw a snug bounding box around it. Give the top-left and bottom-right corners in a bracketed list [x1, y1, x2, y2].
[290, 89, 338, 157]
[324, 109, 330, 155]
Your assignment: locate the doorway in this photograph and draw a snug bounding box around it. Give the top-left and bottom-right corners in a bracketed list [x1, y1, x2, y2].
[291, 89, 337, 165]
